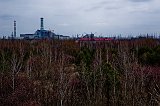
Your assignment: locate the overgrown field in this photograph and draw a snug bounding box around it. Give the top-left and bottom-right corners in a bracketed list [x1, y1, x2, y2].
[0, 39, 160, 106]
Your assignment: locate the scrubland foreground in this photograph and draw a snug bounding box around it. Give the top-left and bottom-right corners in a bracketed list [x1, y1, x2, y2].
[0, 38, 160, 106]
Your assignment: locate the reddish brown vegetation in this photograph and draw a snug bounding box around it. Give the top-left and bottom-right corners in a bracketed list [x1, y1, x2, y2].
[0, 38, 160, 105]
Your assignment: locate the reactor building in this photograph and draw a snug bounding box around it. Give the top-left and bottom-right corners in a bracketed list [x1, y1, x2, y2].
[20, 18, 69, 39]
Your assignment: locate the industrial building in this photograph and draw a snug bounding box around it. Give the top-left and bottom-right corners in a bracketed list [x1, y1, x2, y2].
[20, 18, 70, 39]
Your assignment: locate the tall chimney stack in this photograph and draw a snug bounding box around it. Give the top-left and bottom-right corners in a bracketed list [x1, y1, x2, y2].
[40, 18, 44, 30]
[14, 21, 16, 37]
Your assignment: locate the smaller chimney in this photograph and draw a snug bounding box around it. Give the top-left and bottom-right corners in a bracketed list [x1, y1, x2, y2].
[14, 21, 16, 37]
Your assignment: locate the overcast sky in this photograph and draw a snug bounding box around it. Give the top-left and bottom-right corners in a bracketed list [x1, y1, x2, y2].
[0, 0, 160, 37]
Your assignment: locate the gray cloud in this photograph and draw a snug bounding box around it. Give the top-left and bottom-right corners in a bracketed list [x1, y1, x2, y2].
[84, 0, 123, 13]
[0, 14, 13, 20]
[0, 0, 160, 37]
[128, 0, 152, 2]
